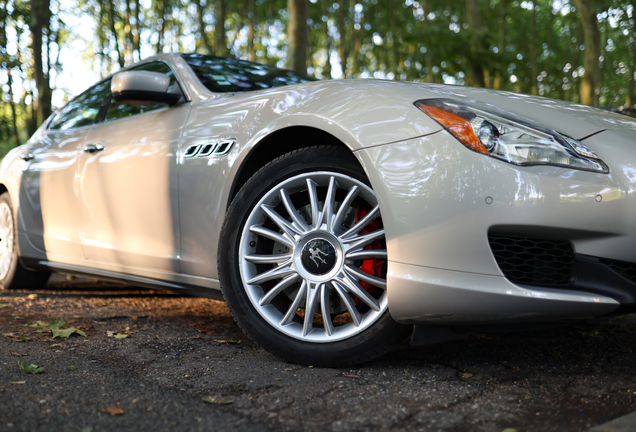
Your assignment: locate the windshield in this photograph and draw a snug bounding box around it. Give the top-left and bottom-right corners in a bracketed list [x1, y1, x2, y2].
[182, 54, 316, 93]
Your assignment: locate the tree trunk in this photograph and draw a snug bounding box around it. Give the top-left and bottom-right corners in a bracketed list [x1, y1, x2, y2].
[465, 0, 485, 87]
[337, 0, 348, 77]
[7, 68, 20, 147]
[247, 0, 255, 61]
[530, 0, 538, 95]
[109, 0, 124, 67]
[323, 0, 332, 78]
[571, 0, 600, 105]
[216, 0, 228, 56]
[197, 0, 213, 53]
[287, 0, 308, 73]
[155, 0, 165, 54]
[493, 0, 506, 89]
[133, 0, 141, 61]
[389, 0, 399, 77]
[125, 0, 132, 62]
[30, 0, 52, 125]
[628, 9, 636, 106]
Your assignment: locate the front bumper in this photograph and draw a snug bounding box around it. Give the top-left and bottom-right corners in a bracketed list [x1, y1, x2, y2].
[356, 130, 636, 324]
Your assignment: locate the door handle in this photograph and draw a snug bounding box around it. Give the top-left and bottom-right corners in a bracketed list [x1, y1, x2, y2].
[19, 153, 35, 161]
[83, 143, 105, 153]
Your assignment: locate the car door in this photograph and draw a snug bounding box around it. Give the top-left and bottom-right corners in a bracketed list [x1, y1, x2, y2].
[19, 80, 111, 262]
[79, 61, 191, 274]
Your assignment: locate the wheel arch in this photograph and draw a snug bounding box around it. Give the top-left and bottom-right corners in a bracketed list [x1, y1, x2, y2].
[228, 126, 359, 207]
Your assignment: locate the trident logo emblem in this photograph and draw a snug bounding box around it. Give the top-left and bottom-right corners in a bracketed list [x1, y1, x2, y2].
[308, 247, 328, 267]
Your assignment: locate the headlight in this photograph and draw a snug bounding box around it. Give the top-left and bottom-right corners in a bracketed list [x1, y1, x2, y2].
[414, 98, 609, 174]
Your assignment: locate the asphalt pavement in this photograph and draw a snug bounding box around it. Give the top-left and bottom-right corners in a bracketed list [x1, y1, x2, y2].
[1, 275, 635, 432]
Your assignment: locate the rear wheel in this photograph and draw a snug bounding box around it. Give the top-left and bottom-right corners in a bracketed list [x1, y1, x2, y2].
[219, 147, 411, 366]
[0, 192, 50, 290]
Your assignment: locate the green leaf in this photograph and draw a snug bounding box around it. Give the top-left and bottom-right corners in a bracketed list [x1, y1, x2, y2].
[502, 429, 518, 432]
[461, 373, 473, 378]
[18, 337, 30, 342]
[227, 338, 241, 344]
[27, 321, 48, 329]
[67, 366, 76, 371]
[13, 316, 24, 320]
[0, 303, 9, 308]
[51, 327, 86, 339]
[202, 397, 233, 404]
[18, 360, 43, 374]
[114, 333, 129, 339]
[48, 318, 66, 329]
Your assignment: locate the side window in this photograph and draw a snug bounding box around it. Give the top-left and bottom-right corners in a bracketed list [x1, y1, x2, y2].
[49, 80, 111, 130]
[104, 61, 182, 122]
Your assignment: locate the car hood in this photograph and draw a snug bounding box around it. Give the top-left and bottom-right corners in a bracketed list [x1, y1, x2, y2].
[406, 83, 636, 140]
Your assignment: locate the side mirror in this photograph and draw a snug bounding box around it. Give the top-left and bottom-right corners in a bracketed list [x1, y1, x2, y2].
[111, 71, 181, 106]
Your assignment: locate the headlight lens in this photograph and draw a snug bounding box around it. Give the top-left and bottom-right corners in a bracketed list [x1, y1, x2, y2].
[415, 98, 609, 174]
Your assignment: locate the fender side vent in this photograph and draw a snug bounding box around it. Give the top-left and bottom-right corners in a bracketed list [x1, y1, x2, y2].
[488, 234, 575, 287]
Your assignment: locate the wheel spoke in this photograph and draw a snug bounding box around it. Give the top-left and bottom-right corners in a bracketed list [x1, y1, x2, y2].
[244, 254, 292, 264]
[302, 282, 320, 336]
[307, 179, 320, 229]
[345, 249, 387, 260]
[332, 281, 362, 327]
[249, 225, 294, 249]
[331, 185, 358, 233]
[280, 280, 307, 326]
[318, 176, 337, 229]
[340, 205, 380, 240]
[260, 274, 300, 306]
[338, 272, 381, 312]
[344, 264, 387, 289]
[280, 189, 310, 233]
[342, 228, 385, 251]
[320, 283, 335, 336]
[260, 204, 303, 238]
[247, 262, 295, 285]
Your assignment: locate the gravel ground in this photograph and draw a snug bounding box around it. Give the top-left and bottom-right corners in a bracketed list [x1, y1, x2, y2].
[1, 275, 635, 432]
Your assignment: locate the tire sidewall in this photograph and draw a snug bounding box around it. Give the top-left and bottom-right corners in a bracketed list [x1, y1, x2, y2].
[0, 192, 20, 289]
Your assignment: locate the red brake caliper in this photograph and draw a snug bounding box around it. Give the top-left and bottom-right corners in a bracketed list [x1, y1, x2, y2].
[354, 207, 385, 303]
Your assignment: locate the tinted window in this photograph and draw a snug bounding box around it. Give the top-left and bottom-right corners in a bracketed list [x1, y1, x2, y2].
[49, 80, 111, 130]
[182, 54, 316, 93]
[104, 61, 181, 122]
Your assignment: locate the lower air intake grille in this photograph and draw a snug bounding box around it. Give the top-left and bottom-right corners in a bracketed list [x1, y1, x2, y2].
[601, 259, 636, 284]
[488, 235, 575, 287]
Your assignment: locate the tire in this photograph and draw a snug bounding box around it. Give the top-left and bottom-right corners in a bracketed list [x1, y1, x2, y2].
[0, 192, 50, 290]
[219, 146, 411, 367]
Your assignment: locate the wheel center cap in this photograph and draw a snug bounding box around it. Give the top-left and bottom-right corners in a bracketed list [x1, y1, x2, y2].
[300, 238, 337, 276]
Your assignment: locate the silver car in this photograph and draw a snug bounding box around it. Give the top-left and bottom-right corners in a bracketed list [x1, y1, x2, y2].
[2, 53, 635, 366]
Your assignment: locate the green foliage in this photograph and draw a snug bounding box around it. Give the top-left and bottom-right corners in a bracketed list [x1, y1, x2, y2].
[2, 0, 636, 152]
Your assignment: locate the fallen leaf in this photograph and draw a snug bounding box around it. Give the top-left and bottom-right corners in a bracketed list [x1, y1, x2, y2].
[227, 339, 241, 344]
[461, 373, 473, 379]
[67, 366, 77, 371]
[4, 333, 15, 338]
[0, 303, 9, 307]
[18, 337, 31, 342]
[343, 374, 359, 379]
[102, 406, 125, 416]
[114, 333, 129, 339]
[27, 294, 38, 300]
[189, 336, 202, 340]
[51, 328, 87, 339]
[27, 321, 48, 329]
[11, 352, 27, 356]
[10, 381, 26, 384]
[48, 318, 66, 329]
[18, 360, 44, 374]
[430, 364, 440, 369]
[196, 328, 216, 334]
[13, 316, 24, 320]
[502, 429, 518, 432]
[213, 340, 227, 344]
[202, 397, 233, 404]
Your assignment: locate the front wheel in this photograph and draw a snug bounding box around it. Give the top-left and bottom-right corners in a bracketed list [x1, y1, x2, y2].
[219, 147, 411, 366]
